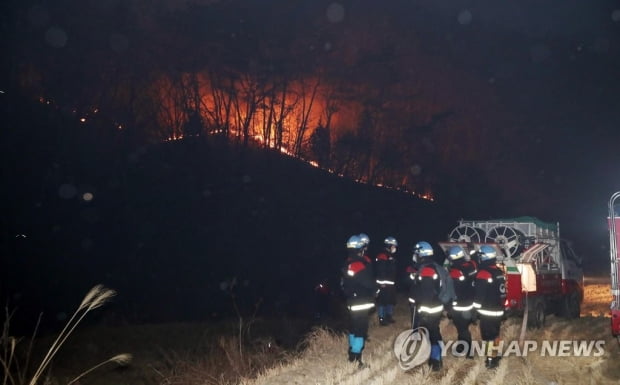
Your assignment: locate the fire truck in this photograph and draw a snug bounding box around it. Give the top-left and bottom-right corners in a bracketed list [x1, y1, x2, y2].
[439, 217, 583, 328]
[608, 192, 620, 341]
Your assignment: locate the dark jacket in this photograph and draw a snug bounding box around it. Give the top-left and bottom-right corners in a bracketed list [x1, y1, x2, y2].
[473, 261, 506, 315]
[341, 250, 375, 309]
[409, 260, 445, 314]
[375, 250, 397, 286]
[449, 259, 478, 310]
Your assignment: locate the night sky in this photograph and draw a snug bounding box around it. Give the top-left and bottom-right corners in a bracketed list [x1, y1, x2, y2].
[405, 0, 620, 261]
[2, 0, 620, 328]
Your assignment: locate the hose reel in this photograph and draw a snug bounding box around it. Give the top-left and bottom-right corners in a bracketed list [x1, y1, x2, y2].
[448, 225, 486, 243]
[485, 226, 525, 258]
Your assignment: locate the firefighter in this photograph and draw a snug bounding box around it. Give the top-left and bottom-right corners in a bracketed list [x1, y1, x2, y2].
[447, 245, 478, 357]
[408, 241, 447, 371]
[473, 245, 506, 369]
[375, 236, 398, 325]
[341, 234, 375, 368]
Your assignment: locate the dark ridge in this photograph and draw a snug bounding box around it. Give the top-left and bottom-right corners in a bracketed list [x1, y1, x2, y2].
[1, 92, 452, 335]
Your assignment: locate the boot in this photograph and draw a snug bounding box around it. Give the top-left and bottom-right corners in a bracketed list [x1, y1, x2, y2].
[485, 356, 501, 369]
[379, 317, 389, 326]
[485, 357, 492, 368]
[465, 340, 474, 359]
[455, 342, 466, 355]
[348, 349, 356, 362]
[386, 314, 396, 324]
[356, 353, 369, 369]
[349, 352, 368, 368]
[455, 340, 473, 358]
[429, 358, 442, 371]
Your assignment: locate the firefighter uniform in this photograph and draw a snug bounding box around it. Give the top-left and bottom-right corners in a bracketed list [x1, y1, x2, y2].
[375, 237, 398, 325]
[473, 245, 506, 369]
[408, 241, 446, 371]
[341, 235, 375, 367]
[447, 246, 478, 357]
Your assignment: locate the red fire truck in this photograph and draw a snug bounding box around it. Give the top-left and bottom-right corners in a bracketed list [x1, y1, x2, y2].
[439, 217, 583, 328]
[608, 192, 620, 341]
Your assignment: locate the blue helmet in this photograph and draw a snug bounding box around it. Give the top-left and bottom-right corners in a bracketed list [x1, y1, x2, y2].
[347, 235, 364, 249]
[414, 241, 434, 257]
[359, 233, 370, 247]
[479, 245, 497, 261]
[448, 245, 465, 261]
[384, 236, 398, 247]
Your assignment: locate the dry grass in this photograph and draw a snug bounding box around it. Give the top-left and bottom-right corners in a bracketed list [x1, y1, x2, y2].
[5, 279, 619, 385]
[32, 321, 303, 385]
[238, 280, 620, 385]
[581, 281, 612, 317]
[1, 285, 131, 385]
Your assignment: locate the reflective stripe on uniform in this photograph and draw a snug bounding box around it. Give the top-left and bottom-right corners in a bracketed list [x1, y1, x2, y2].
[349, 303, 375, 311]
[408, 298, 416, 303]
[452, 304, 474, 311]
[418, 274, 438, 280]
[376, 280, 395, 285]
[473, 302, 481, 309]
[418, 305, 444, 314]
[477, 308, 504, 317]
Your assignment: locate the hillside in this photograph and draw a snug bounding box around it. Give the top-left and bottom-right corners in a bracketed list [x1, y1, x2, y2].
[1, 92, 452, 334]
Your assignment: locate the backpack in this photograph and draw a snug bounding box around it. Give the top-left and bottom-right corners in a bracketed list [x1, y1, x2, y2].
[433, 262, 456, 305]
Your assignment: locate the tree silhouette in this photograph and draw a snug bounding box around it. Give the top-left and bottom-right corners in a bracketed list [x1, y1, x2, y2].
[309, 124, 331, 168]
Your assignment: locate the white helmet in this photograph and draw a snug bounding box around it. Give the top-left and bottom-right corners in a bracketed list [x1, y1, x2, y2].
[479, 245, 497, 261]
[384, 236, 398, 247]
[347, 235, 364, 249]
[414, 241, 433, 257]
[448, 246, 465, 261]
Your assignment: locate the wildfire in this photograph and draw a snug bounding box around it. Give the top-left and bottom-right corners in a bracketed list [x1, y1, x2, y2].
[35, 83, 435, 202]
[149, 71, 435, 202]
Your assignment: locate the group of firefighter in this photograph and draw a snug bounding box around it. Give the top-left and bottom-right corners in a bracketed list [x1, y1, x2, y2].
[340, 233, 506, 371]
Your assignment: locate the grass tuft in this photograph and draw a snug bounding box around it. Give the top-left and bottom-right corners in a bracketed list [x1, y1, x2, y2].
[1, 284, 129, 385]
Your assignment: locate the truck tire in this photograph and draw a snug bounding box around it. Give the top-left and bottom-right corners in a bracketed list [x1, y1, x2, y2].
[527, 299, 546, 329]
[562, 292, 581, 319]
